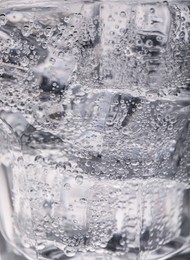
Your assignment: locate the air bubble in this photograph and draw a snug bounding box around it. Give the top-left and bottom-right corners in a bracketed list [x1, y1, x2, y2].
[120, 11, 126, 18]
[58, 51, 65, 57]
[22, 24, 32, 37]
[185, 22, 190, 29]
[179, 31, 185, 39]
[0, 14, 7, 26]
[136, 39, 143, 46]
[75, 175, 83, 185]
[64, 16, 70, 23]
[0, 67, 5, 75]
[109, 31, 115, 36]
[64, 247, 76, 257]
[37, 244, 46, 250]
[50, 57, 56, 64]
[43, 201, 52, 209]
[80, 198, 87, 204]
[44, 26, 53, 37]
[30, 44, 35, 50]
[64, 183, 71, 190]
[34, 156, 44, 163]
[21, 56, 29, 67]
[146, 39, 153, 47]
[42, 42, 48, 49]
[108, 15, 114, 22]
[156, 35, 163, 42]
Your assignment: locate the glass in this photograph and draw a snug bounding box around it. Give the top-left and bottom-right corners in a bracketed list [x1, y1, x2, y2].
[0, 0, 190, 259]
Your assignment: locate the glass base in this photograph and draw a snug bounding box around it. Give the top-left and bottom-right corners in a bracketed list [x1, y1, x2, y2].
[0, 232, 25, 260]
[1, 231, 190, 260]
[171, 255, 190, 260]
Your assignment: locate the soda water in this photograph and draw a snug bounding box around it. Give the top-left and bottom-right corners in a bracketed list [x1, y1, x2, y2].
[0, 0, 190, 259]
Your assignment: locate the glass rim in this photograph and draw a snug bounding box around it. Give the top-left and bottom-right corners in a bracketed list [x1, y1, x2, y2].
[0, 0, 189, 11]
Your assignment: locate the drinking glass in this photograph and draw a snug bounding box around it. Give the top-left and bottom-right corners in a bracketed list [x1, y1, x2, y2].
[0, 0, 190, 259]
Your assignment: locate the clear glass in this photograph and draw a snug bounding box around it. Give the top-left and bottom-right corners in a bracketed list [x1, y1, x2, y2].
[0, 0, 190, 259]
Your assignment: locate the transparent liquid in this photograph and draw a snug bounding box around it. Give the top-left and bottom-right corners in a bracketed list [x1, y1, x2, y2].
[0, 1, 190, 259]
